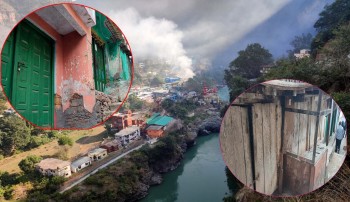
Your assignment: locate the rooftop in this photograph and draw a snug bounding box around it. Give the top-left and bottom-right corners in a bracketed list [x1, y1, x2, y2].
[146, 113, 174, 126]
[146, 125, 164, 131]
[88, 148, 107, 155]
[37, 158, 70, 170]
[71, 156, 91, 168]
[101, 139, 120, 147]
[115, 125, 140, 137]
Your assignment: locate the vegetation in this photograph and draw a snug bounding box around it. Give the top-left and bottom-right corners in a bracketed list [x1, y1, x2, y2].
[161, 99, 197, 119]
[18, 155, 42, 174]
[29, 131, 185, 201]
[224, 0, 350, 200]
[58, 135, 73, 146]
[224, 43, 273, 100]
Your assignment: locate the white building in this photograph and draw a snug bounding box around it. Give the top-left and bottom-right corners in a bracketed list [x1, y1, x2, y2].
[294, 49, 311, 59]
[36, 158, 71, 178]
[88, 148, 108, 161]
[70, 156, 91, 173]
[115, 125, 140, 145]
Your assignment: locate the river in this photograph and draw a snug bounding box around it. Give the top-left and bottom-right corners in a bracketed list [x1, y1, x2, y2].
[218, 85, 230, 103]
[140, 134, 232, 202]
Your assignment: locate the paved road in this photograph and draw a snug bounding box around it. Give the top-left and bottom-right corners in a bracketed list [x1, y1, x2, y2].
[59, 143, 146, 193]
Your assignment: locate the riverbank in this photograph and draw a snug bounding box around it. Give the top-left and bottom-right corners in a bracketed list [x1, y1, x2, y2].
[48, 115, 222, 202]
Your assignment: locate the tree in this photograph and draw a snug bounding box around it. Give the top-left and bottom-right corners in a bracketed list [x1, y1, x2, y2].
[312, 0, 350, 52]
[0, 115, 31, 156]
[18, 155, 42, 174]
[126, 94, 143, 111]
[224, 74, 250, 101]
[58, 136, 73, 146]
[287, 33, 313, 57]
[228, 43, 273, 79]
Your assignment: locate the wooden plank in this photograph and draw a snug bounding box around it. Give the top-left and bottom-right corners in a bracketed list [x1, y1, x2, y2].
[284, 111, 295, 152]
[241, 107, 253, 188]
[234, 107, 247, 183]
[253, 103, 265, 193]
[299, 114, 308, 154]
[269, 103, 278, 193]
[221, 107, 239, 181]
[262, 103, 272, 194]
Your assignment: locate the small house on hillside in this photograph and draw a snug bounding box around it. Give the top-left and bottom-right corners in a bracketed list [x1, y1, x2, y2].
[115, 125, 140, 145]
[71, 156, 91, 173]
[88, 148, 107, 161]
[36, 158, 71, 177]
[110, 110, 146, 130]
[145, 113, 174, 138]
[100, 139, 120, 153]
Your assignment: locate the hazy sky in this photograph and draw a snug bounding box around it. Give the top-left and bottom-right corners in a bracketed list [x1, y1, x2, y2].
[76, 0, 333, 72]
[1, 0, 334, 78]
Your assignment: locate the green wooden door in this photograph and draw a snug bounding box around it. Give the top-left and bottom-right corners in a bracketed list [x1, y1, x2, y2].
[92, 38, 106, 92]
[2, 20, 53, 127]
[1, 31, 15, 97]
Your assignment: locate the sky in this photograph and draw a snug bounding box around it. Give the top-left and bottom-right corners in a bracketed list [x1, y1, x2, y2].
[1, 0, 334, 79]
[75, 0, 333, 78]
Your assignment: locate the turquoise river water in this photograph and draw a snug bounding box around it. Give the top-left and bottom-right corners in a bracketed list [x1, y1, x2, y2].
[140, 134, 232, 202]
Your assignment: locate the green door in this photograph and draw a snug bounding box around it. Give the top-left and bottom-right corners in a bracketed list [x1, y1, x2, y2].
[1, 20, 53, 127]
[1, 31, 15, 97]
[92, 38, 106, 92]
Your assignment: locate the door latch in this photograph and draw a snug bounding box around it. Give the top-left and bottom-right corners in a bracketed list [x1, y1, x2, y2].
[17, 61, 25, 72]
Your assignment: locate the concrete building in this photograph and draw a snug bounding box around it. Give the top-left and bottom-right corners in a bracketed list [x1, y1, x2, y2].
[294, 49, 311, 59]
[145, 113, 175, 138]
[100, 139, 120, 153]
[36, 158, 71, 177]
[146, 125, 165, 138]
[70, 156, 91, 173]
[115, 125, 140, 145]
[1, 3, 132, 128]
[110, 110, 145, 131]
[221, 79, 345, 196]
[88, 148, 108, 161]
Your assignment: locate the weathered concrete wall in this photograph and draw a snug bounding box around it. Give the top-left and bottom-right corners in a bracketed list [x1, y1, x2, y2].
[283, 149, 327, 195]
[56, 91, 118, 128]
[283, 153, 311, 194]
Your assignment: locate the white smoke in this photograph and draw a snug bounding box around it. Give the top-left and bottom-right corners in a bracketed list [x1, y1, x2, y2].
[108, 8, 194, 79]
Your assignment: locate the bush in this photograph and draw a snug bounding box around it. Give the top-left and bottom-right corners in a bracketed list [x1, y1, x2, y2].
[18, 155, 42, 174]
[3, 186, 14, 200]
[58, 136, 73, 146]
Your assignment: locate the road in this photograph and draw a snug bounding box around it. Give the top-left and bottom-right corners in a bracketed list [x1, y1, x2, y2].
[59, 143, 146, 193]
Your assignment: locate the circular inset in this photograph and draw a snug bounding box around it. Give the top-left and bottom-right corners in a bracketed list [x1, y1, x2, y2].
[0, 3, 133, 129]
[220, 79, 347, 196]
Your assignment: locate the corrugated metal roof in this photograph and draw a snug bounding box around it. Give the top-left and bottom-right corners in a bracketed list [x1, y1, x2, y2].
[147, 114, 173, 126]
[146, 113, 160, 123]
[71, 156, 91, 168]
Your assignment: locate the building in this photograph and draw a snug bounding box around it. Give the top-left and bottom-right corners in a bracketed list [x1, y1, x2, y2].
[36, 158, 71, 177]
[115, 125, 140, 145]
[70, 156, 91, 173]
[146, 125, 164, 138]
[100, 139, 120, 153]
[221, 79, 345, 196]
[294, 49, 311, 59]
[1, 3, 132, 128]
[88, 148, 108, 161]
[145, 113, 174, 138]
[110, 110, 146, 130]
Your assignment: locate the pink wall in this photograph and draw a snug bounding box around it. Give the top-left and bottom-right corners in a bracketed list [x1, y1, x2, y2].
[26, 4, 96, 127]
